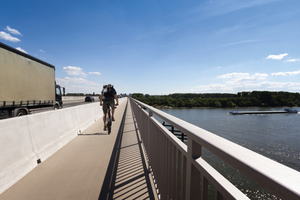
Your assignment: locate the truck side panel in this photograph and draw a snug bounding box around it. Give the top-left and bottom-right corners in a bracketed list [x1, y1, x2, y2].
[0, 45, 55, 107]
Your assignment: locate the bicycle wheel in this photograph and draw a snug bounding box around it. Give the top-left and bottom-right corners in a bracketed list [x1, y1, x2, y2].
[107, 123, 111, 134]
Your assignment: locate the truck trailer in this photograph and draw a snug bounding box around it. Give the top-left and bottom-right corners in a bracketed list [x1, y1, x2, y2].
[0, 42, 63, 118]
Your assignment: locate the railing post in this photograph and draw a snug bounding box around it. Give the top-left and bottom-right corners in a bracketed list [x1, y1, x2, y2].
[147, 111, 153, 172]
[186, 138, 202, 200]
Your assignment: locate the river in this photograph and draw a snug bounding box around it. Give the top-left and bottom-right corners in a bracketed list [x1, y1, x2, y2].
[158, 107, 300, 199]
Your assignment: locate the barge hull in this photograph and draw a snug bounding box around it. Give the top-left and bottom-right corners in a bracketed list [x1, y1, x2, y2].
[230, 111, 297, 115]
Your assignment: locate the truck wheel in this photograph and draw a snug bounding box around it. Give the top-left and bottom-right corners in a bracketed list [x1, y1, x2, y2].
[54, 104, 60, 110]
[16, 109, 27, 116]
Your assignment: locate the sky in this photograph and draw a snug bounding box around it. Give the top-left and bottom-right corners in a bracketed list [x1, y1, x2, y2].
[1, 0, 300, 95]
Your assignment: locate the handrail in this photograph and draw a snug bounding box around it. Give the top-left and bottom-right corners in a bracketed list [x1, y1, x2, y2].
[130, 98, 300, 200]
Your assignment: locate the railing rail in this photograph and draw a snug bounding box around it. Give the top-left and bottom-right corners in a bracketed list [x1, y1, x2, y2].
[129, 98, 300, 200]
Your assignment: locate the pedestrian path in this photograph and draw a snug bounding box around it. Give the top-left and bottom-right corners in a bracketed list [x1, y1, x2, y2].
[0, 99, 157, 200]
[99, 100, 157, 200]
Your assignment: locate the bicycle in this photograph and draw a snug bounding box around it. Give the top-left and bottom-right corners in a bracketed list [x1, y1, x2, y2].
[106, 105, 112, 134]
[106, 104, 117, 134]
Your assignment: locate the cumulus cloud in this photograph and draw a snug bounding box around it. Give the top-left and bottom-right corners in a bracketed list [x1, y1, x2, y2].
[179, 72, 270, 93]
[0, 31, 21, 42]
[63, 66, 87, 76]
[218, 72, 249, 79]
[57, 77, 100, 86]
[16, 47, 27, 54]
[187, 83, 233, 93]
[271, 70, 300, 76]
[254, 81, 300, 91]
[179, 80, 300, 94]
[229, 81, 300, 91]
[177, 70, 300, 94]
[56, 77, 102, 94]
[284, 59, 299, 62]
[218, 72, 268, 83]
[89, 72, 101, 75]
[266, 53, 288, 60]
[6, 26, 22, 36]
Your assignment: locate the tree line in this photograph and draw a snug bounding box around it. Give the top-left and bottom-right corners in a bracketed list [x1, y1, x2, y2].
[132, 91, 300, 108]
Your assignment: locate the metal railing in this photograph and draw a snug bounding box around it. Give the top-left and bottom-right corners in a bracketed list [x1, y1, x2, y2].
[129, 98, 300, 200]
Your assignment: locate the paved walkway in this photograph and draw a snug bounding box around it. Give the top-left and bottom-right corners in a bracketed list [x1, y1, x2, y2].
[0, 99, 157, 200]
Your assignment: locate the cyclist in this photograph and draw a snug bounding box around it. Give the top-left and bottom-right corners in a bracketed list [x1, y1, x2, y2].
[99, 84, 119, 131]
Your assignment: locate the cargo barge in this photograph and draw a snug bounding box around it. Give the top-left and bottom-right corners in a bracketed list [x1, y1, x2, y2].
[229, 108, 298, 115]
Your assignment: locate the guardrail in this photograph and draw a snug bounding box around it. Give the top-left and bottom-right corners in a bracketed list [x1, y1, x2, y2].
[130, 98, 300, 200]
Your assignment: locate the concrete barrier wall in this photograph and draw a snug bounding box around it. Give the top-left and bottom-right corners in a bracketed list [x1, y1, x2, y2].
[62, 96, 86, 101]
[0, 98, 125, 194]
[0, 117, 38, 194]
[62, 96, 99, 103]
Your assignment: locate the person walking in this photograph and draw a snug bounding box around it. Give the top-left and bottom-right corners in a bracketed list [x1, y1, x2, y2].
[99, 84, 119, 131]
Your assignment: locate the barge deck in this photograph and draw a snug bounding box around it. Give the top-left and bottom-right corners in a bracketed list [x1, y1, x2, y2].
[229, 109, 298, 115]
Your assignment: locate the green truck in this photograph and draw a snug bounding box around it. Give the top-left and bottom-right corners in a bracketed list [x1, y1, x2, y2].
[0, 42, 63, 117]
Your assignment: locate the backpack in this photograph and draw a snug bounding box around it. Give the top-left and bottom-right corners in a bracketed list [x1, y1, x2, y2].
[103, 84, 114, 98]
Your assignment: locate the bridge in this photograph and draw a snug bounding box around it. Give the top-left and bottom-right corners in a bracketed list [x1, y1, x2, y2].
[0, 98, 300, 199]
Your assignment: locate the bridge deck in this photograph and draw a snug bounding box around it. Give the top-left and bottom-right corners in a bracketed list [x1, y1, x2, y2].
[0, 99, 157, 200]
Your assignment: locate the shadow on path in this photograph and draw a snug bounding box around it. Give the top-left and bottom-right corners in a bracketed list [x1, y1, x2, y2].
[98, 101, 156, 200]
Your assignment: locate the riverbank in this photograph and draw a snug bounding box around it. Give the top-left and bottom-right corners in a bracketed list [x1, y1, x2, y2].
[154, 105, 297, 109]
[132, 91, 300, 108]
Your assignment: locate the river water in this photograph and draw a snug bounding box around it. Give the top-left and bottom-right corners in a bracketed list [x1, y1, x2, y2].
[158, 107, 300, 199]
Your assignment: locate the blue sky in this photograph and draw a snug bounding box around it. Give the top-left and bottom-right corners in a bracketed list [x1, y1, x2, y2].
[1, 0, 300, 95]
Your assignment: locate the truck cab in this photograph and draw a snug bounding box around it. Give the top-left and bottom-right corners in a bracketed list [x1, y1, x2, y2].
[55, 85, 63, 109]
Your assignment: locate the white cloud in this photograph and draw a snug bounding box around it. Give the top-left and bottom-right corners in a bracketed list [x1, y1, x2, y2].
[266, 53, 288, 60]
[227, 81, 300, 92]
[58, 77, 100, 85]
[178, 80, 300, 94]
[218, 72, 268, 83]
[271, 70, 300, 76]
[0, 31, 21, 42]
[187, 83, 233, 93]
[16, 47, 27, 54]
[284, 59, 299, 62]
[216, 72, 269, 92]
[218, 72, 249, 79]
[56, 77, 102, 94]
[63, 66, 86, 76]
[253, 81, 300, 91]
[39, 50, 45, 53]
[6, 26, 22, 36]
[176, 70, 300, 94]
[89, 72, 101, 75]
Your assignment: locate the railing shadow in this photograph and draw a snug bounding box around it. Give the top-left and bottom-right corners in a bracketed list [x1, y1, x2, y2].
[78, 133, 107, 136]
[98, 102, 155, 200]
